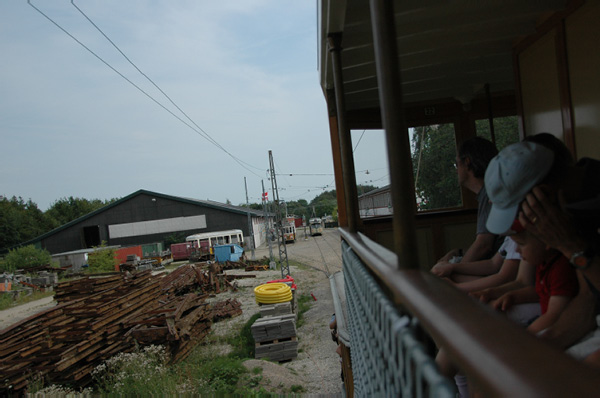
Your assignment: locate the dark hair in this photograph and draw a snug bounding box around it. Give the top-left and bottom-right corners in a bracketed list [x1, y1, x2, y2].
[524, 133, 573, 186]
[457, 136, 498, 179]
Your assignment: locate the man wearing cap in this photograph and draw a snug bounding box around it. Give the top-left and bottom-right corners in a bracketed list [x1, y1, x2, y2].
[431, 137, 502, 281]
[485, 137, 600, 365]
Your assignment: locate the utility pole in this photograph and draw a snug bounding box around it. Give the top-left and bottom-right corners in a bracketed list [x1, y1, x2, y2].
[244, 177, 255, 260]
[268, 150, 290, 277]
[262, 179, 276, 270]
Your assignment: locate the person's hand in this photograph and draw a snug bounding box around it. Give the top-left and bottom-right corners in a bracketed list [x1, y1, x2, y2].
[519, 186, 586, 257]
[431, 261, 454, 277]
[491, 292, 514, 312]
[470, 288, 494, 303]
[437, 248, 460, 263]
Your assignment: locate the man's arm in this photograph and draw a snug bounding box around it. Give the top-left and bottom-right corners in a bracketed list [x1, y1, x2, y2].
[462, 233, 496, 263]
[431, 254, 501, 278]
[456, 259, 519, 293]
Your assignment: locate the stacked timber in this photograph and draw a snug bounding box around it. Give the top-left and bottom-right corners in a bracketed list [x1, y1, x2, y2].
[0, 265, 242, 395]
[212, 298, 243, 321]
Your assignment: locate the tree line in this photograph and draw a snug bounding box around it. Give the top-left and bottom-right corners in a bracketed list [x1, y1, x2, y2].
[0, 196, 118, 251]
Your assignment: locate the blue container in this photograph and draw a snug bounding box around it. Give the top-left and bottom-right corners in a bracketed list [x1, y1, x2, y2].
[214, 244, 245, 263]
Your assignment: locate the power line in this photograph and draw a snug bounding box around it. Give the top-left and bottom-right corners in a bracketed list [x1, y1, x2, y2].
[70, 0, 263, 174]
[353, 129, 366, 153]
[28, 1, 263, 178]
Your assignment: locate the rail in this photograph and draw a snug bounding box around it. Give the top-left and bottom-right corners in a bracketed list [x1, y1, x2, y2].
[340, 228, 600, 397]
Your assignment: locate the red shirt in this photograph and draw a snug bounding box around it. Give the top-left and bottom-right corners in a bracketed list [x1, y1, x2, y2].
[535, 254, 578, 314]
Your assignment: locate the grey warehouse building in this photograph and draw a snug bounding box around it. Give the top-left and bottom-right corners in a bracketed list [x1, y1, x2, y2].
[26, 190, 269, 254]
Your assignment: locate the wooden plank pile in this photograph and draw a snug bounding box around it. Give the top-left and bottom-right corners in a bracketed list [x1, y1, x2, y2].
[251, 305, 298, 362]
[0, 264, 243, 395]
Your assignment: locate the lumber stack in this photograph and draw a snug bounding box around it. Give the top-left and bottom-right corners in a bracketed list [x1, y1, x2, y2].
[251, 314, 298, 362]
[0, 264, 243, 395]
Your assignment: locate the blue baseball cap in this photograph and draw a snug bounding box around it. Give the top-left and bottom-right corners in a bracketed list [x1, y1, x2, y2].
[485, 141, 554, 235]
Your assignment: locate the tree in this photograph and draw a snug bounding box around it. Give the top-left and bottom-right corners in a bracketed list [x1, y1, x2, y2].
[45, 196, 117, 228]
[411, 124, 462, 210]
[0, 196, 53, 250]
[3, 245, 52, 273]
[87, 242, 117, 273]
[475, 116, 519, 151]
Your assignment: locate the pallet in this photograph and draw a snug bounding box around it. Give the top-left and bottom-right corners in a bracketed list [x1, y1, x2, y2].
[254, 336, 298, 362]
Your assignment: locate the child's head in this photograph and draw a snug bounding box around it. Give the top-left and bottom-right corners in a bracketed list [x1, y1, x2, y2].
[510, 230, 554, 265]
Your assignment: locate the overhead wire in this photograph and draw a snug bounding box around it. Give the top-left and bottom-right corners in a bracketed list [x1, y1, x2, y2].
[28, 0, 263, 178]
[71, 0, 264, 174]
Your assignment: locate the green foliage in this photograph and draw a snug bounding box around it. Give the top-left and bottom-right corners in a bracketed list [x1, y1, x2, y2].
[475, 116, 520, 151]
[228, 312, 262, 359]
[0, 290, 54, 311]
[411, 124, 462, 210]
[87, 242, 117, 272]
[163, 232, 186, 248]
[3, 245, 52, 272]
[0, 196, 53, 250]
[91, 345, 175, 395]
[45, 196, 117, 228]
[296, 294, 313, 328]
[199, 356, 247, 393]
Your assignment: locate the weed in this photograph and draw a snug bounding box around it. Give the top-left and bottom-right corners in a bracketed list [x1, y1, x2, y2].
[291, 384, 306, 393]
[296, 294, 313, 328]
[252, 367, 263, 374]
[0, 290, 54, 311]
[227, 313, 261, 359]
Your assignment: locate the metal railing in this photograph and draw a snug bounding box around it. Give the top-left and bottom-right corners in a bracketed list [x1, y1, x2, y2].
[339, 228, 600, 397]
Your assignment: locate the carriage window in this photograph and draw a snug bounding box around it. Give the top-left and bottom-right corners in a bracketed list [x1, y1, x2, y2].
[410, 123, 462, 211]
[476, 116, 519, 150]
[231, 235, 238, 243]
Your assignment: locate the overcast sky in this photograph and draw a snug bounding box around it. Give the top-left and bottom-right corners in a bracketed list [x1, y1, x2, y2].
[0, 1, 389, 211]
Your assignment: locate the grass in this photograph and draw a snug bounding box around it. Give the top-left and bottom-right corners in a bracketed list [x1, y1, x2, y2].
[0, 289, 54, 311]
[296, 294, 313, 328]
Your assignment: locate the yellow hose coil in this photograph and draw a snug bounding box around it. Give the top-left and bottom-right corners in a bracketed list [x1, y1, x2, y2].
[254, 282, 293, 304]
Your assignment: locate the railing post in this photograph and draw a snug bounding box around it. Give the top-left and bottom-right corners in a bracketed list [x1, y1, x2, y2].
[369, 0, 419, 269]
[328, 34, 360, 233]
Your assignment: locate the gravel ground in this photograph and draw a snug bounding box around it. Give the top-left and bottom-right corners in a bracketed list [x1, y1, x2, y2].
[213, 227, 344, 395]
[0, 228, 345, 395]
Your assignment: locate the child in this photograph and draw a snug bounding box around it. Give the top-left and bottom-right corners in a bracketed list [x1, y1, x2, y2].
[492, 228, 578, 334]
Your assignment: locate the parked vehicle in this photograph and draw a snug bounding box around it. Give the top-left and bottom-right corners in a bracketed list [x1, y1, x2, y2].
[170, 242, 194, 261]
[309, 218, 323, 236]
[186, 229, 244, 257]
[283, 224, 296, 243]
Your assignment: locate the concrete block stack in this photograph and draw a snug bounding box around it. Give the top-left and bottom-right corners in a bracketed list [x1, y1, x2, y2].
[252, 314, 298, 362]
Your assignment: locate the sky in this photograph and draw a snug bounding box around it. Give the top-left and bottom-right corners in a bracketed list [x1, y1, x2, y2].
[0, 1, 390, 211]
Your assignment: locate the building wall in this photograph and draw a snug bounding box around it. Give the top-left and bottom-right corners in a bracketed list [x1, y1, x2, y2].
[40, 192, 262, 254]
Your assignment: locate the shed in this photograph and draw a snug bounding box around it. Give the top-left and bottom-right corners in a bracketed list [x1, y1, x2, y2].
[214, 244, 244, 263]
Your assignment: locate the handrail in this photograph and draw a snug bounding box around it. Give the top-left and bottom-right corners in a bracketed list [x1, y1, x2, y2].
[340, 227, 600, 397]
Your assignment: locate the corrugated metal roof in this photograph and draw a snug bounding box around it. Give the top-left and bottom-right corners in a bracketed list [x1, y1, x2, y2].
[17, 189, 271, 248]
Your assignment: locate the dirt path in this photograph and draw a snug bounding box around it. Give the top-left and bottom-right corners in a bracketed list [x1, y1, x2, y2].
[219, 228, 344, 395]
[0, 295, 55, 330]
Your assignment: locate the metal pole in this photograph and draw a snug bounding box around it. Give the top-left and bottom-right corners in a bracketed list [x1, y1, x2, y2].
[268, 150, 290, 277]
[369, 0, 419, 269]
[262, 179, 276, 270]
[244, 177, 255, 260]
[328, 34, 360, 233]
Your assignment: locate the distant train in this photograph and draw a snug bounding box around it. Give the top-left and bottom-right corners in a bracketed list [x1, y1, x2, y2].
[309, 218, 323, 236]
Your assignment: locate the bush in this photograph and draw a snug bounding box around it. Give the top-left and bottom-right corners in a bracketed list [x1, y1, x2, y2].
[87, 242, 117, 272]
[3, 245, 52, 273]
